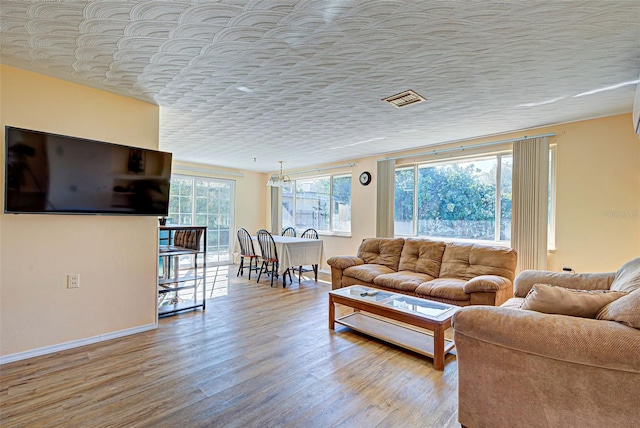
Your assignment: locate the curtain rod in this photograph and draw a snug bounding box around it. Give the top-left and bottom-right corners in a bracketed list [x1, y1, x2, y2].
[288, 162, 355, 176]
[378, 132, 555, 162]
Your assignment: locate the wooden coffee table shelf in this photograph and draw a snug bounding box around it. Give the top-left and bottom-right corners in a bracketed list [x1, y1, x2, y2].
[329, 286, 460, 370]
[335, 312, 456, 358]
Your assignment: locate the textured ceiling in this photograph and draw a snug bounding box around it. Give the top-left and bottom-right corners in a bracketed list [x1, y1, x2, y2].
[1, 0, 639, 173]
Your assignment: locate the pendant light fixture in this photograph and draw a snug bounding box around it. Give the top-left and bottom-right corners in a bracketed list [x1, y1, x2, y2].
[266, 161, 291, 187]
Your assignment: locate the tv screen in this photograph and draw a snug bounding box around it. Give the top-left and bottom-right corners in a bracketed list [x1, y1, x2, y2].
[4, 126, 172, 215]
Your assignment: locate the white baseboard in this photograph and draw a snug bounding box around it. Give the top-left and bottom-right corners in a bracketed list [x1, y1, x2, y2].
[0, 322, 158, 365]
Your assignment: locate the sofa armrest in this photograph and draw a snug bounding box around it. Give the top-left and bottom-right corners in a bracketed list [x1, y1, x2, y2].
[326, 256, 364, 270]
[463, 275, 512, 294]
[329, 267, 342, 290]
[328, 256, 364, 290]
[453, 306, 640, 372]
[454, 306, 640, 427]
[513, 270, 616, 297]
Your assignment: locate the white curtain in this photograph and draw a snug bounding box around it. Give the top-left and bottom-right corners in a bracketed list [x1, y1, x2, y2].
[512, 136, 549, 271]
[270, 186, 280, 234]
[376, 159, 395, 237]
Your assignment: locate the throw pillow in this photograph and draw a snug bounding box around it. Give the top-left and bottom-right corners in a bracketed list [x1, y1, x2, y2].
[597, 288, 640, 329]
[520, 283, 627, 318]
[610, 257, 640, 293]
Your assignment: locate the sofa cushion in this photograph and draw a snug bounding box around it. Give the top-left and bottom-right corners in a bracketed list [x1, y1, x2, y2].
[373, 271, 433, 293]
[327, 256, 364, 270]
[439, 242, 517, 282]
[610, 257, 640, 293]
[342, 276, 372, 287]
[356, 238, 405, 271]
[463, 275, 512, 293]
[501, 297, 525, 310]
[513, 270, 614, 298]
[416, 278, 468, 301]
[343, 264, 395, 284]
[597, 288, 640, 329]
[520, 283, 627, 318]
[397, 238, 446, 278]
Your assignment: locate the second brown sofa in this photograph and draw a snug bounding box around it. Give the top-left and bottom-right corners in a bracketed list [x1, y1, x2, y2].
[453, 258, 640, 427]
[327, 237, 517, 306]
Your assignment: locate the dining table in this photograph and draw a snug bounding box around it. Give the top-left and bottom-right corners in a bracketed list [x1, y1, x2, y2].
[254, 235, 325, 276]
[233, 234, 325, 277]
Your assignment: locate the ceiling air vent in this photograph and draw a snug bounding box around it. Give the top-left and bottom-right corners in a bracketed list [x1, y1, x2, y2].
[382, 89, 426, 108]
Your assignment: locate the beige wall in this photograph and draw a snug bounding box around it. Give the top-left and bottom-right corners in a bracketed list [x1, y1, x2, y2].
[0, 65, 161, 356]
[0, 66, 269, 358]
[294, 114, 640, 274]
[320, 158, 378, 258]
[236, 170, 269, 234]
[551, 114, 640, 272]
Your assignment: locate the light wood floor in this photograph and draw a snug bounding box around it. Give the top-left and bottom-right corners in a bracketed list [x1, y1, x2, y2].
[0, 267, 460, 428]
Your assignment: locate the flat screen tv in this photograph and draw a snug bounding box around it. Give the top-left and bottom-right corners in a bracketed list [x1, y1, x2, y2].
[4, 126, 172, 215]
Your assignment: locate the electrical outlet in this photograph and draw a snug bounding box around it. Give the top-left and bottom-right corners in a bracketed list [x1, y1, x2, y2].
[67, 274, 80, 289]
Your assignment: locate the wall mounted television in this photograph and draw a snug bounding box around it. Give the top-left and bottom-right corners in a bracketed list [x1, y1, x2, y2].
[4, 126, 173, 215]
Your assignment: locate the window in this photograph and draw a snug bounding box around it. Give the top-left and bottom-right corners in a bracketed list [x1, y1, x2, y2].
[394, 167, 415, 235]
[167, 175, 235, 264]
[395, 154, 511, 242]
[499, 155, 513, 240]
[282, 174, 351, 234]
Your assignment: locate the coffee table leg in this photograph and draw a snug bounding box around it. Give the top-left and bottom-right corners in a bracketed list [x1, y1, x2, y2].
[433, 326, 445, 370]
[328, 296, 335, 330]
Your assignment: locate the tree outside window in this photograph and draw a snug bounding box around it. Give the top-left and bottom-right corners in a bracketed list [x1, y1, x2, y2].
[395, 155, 514, 242]
[417, 158, 497, 240]
[500, 156, 513, 241]
[394, 168, 414, 235]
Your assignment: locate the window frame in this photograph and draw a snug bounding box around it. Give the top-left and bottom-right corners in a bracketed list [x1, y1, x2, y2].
[414, 153, 507, 243]
[395, 149, 556, 248]
[282, 173, 352, 236]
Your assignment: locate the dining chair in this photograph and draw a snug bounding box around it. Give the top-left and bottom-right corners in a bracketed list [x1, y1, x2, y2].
[298, 228, 319, 282]
[257, 229, 292, 287]
[236, 228, 260, 280]
[281, 227, 296, 237]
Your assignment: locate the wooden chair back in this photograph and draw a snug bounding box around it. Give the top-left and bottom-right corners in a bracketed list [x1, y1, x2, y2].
[301, 228, 318, 239]
[257, 229, 278, 262]
[282, 227, 296, 237]
[237, 228, 257, 257]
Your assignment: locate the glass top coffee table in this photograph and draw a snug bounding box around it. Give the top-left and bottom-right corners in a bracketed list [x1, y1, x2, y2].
[328, 285, 461, 370]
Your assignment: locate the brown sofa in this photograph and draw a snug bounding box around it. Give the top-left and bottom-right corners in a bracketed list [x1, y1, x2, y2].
[327, 237, 517, 306]
[453, 258, 640, 428]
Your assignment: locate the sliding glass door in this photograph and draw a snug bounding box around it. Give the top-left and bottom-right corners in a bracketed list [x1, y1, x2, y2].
[167, 175, 235, 265]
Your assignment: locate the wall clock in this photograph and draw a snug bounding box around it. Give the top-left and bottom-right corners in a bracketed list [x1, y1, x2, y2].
[359, 171, 372, 186]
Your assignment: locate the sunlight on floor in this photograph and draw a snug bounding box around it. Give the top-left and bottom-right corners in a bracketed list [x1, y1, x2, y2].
[208, 265, 230, 298]
[158, 264, 231, 308]
[158, 264, 332, 309]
